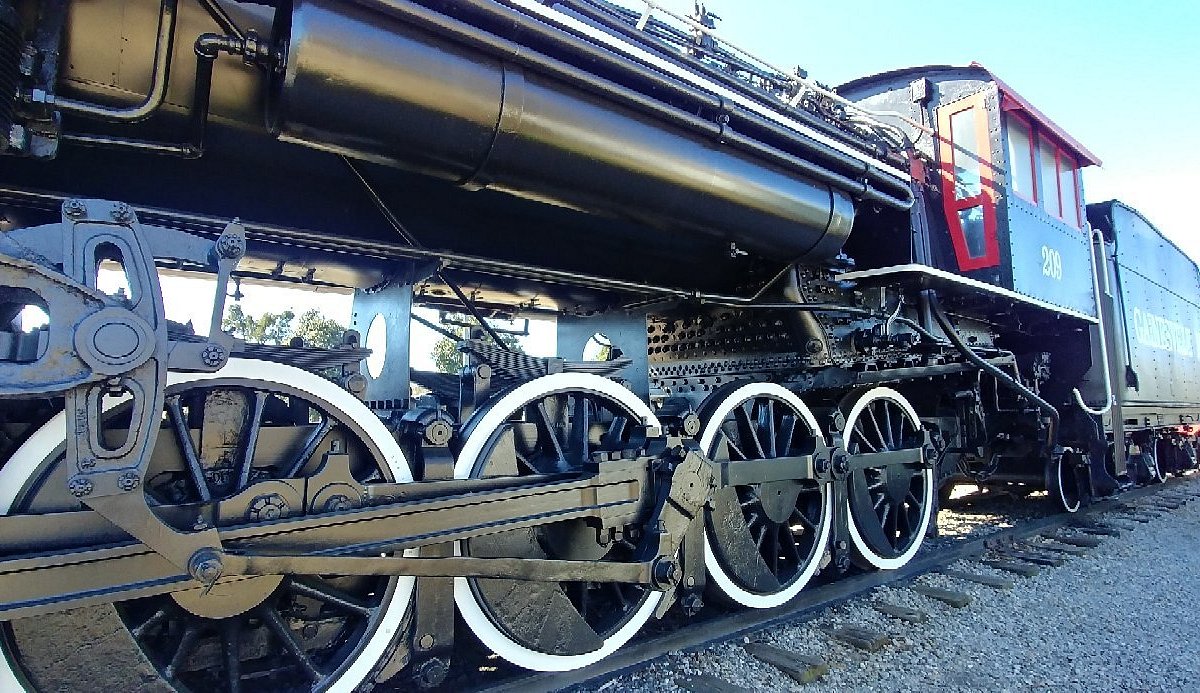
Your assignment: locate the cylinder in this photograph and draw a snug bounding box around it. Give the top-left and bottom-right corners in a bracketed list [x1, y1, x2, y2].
[268, 0, 855, 262]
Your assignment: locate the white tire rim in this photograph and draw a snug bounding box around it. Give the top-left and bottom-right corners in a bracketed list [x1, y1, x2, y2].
[842, 387, 934, 570]
[452, 373, 664, 672]
[697, 382, 832, 608]
[0, 359, 415, 693]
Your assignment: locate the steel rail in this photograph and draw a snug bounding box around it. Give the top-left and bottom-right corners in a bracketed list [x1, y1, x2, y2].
[475, 476, 1197, 693]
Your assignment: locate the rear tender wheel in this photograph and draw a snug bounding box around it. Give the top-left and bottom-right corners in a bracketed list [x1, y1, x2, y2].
[841, 387, 934, 570]
[0, 359, 414, 692]
[697, 382, 832, 608]
[453, 373, 664, 672]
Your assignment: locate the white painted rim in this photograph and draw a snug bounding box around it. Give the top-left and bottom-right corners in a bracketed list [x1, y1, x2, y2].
[842, 387, 934, 570]
[452, 373, 664, 672]
[697, 383, 831, 608]
[0, 359, 414, 693]
[1057, 451, 1082, 513]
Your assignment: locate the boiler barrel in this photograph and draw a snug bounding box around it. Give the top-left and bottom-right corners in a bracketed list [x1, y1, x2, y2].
[268, 0, 855, 262]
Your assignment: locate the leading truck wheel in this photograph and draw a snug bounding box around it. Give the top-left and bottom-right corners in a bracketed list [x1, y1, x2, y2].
[696, 382, 832, 609]
[840, 387, 935, 570]
[1049, 450, 1084, 513]
[453, 373, 664, 672]
[0, 360, 415, 692]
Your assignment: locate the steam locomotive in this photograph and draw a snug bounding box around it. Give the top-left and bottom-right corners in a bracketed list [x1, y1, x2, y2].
[1, 0, 1195, 690]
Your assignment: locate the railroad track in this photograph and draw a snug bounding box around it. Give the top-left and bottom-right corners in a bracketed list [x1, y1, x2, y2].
[451, 476, 1200, 693]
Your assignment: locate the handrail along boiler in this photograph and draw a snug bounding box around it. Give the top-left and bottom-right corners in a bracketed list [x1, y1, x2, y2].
[0, 0, 1192, 689]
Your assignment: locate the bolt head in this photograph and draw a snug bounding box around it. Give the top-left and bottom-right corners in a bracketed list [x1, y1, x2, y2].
[216, 232, 245, 259]
[68, 477, 94, 497]
[323, 494, 353, 512]
[62, 199, 86, 217]
[200, 343, 228, 368]
[110, 202, 133, 223]
[117, 471, 141, 491]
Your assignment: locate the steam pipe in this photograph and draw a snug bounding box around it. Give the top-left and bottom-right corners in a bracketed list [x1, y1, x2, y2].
[60, 31, 245, 158]
[927, 291, 1060, 453]
[196, 0, 246, 42]
[47, 0, 178, 123]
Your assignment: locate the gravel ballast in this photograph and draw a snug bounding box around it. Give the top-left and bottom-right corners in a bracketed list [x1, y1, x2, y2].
[588, 480, 1200, 692]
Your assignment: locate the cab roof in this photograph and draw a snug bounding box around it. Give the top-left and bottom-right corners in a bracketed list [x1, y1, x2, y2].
[838, 62, 1101, 167]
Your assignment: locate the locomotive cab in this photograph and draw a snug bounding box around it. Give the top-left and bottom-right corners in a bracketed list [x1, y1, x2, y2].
[839, 64, 1100, 320]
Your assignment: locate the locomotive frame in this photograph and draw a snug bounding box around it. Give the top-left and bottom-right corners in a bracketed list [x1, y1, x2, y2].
[0, 0, 1194, 690]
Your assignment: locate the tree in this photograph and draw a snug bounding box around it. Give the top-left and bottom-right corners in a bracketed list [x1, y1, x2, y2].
[292, 309, 346, 349]
[223, 304, 295, 345]
[431, 313, 524, 374]
[222, 305, 346, 348]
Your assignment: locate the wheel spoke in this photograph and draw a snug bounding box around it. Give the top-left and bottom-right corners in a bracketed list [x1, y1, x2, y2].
[536, 399, 569, 470]
[758, 398, 777, 458]
[288, 577, 375, 618]
[600, 415, 628, 449]
[236, 390, 268, 491]
[866, 403, 888, 451]
[260, 605, 322, 682]
[567, 394, 590, 466]
[769, 522, 780, 573]
[789, 506, 814, 529]
[785, 526, 804, 561]
[221, 619, 242, 693]
[163, 623, 201, 681]
[719, 425, 749, 461]
[165, 395, 212, 503]
[734, 403, 766, 459]
[882, 401, 895, 449]
[852, 422, 878, 452]
[284, 415, 335, 478]
[129, 607, 170, 640]
[777, 414, 797, 458]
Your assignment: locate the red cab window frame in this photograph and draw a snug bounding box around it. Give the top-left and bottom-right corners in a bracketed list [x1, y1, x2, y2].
[1057, 151, 1080, 227]
[935, 92, 1001, 272]
[1006, 112, 1038, 205]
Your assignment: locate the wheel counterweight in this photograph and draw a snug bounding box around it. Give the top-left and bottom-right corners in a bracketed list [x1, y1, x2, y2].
[697, 382, 832, 608]
[0, 359, 415, 693]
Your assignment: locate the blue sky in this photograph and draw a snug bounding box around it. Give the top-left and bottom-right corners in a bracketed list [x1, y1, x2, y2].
[650, 0, 1199, 259]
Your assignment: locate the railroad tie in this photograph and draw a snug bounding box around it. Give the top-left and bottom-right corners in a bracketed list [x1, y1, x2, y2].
[1112, 512, 1156, 523]
[911, 584, 973, 607]
[874, 602, 929, 623]
[1100, 519, 1139, 531]
[676, 673, 754, 692]
[998, 549, 1066, 567]
[1070, 520, 1121, 537]
[1043, 532, 1103, 548]
[982, 559, 1040, 577]
[825, 625, 891, 652]
[1148, 499, 1183, 509]
[742, 643, 828, 684]
[938, 568, 1015, 590]
[1033, 541, 1090, 557]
